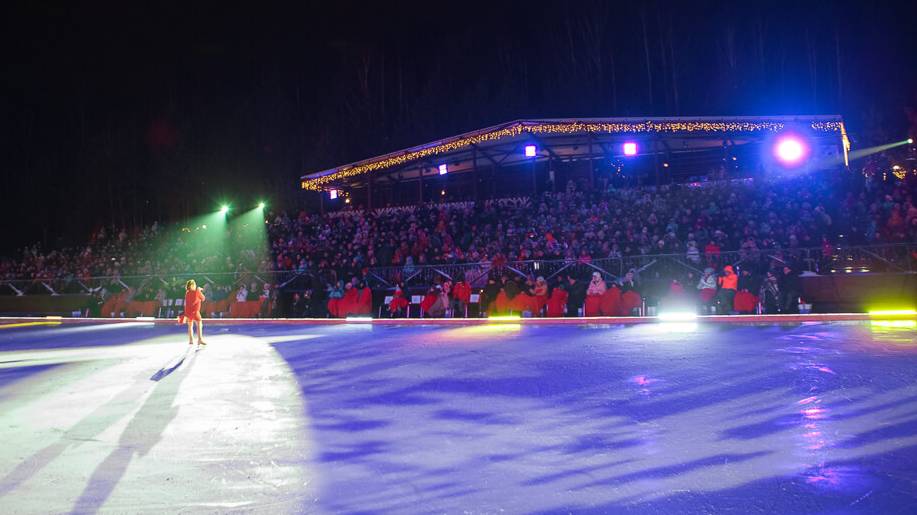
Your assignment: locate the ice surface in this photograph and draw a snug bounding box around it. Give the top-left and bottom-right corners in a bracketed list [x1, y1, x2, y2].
[1, 321, 916, 513]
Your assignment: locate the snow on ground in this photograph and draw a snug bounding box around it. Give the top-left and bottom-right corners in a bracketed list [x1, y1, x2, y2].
[1, 320, 916, 513]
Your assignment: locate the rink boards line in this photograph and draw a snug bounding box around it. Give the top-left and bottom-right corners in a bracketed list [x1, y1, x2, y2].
[1, 313, 913, 327]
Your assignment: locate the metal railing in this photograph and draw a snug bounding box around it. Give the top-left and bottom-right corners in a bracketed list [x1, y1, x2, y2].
[367, 243, 913, 288]
[0, 270, 308, 298]
[2, 243, 914, 296]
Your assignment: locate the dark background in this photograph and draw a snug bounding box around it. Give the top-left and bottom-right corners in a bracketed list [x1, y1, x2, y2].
[2, 0, 916, 254]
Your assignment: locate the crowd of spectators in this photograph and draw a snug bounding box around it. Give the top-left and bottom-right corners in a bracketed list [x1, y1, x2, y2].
[266, 169, 915, 283]
[0, 222, 270, 282]
[2, 168, 915, 317]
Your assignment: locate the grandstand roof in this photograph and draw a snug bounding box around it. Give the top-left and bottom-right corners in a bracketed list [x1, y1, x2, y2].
[300, 115, 848, 191]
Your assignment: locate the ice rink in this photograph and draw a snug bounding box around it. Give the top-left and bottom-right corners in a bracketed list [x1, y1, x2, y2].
[1, 319, 916, 514]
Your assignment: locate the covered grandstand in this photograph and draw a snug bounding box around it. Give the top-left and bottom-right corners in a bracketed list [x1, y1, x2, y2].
[301, 115, 850, 207]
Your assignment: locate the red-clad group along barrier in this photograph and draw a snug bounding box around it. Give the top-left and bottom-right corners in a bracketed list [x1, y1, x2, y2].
[584, 289, 643, 316]
[327, 287, 372, 318]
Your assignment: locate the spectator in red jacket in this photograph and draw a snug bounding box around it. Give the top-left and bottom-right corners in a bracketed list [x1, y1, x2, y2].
[546, 277, 568, 317]
[389, 283, 409, 317]
[533, 276, 549, 316]
[420, 286, 439, 316]
[451, 275, 472, 317]
[704, 240, 721, 266]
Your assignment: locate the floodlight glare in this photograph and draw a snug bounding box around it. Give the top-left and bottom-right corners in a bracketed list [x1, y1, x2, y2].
[657, 312, 698, 322]
[488, 315, 521, 322]
[329, 189, 338, 200]
[439, 164, 448, 175]
[219, 205, 230, 214]
[258, 201, 266, 209]
[867, 309, 916, 317]
[909, 138, 914, 144]
[871, 320, 917, 328]
[525, 145, 537, 157]
[774, 136, 807, 164]
[623, 142, 638, 156]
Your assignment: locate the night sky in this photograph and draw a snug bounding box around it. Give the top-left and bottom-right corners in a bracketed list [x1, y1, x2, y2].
[2, 1, 916, 254]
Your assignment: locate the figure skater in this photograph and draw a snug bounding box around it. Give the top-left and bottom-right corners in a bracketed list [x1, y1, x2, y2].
[178, 279, 207, 345]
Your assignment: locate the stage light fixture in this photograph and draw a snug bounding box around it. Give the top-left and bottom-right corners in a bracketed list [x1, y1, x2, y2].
[258, 201, 266, 209]
[774, 136, 807, 164]
[525, 145, 537, 157]
[439, 164, 448, 175]
[219, 205, 230, 214]
[329, 189, 338, 200]
[623, 142, 638, 156]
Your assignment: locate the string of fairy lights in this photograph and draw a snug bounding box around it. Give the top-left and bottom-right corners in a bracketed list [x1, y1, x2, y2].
[301, 119, 848, 191]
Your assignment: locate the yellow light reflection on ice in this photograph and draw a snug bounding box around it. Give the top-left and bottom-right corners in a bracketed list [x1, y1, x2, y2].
[0, 321, 62, 329]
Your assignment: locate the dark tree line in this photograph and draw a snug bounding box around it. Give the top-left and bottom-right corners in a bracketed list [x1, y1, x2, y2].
[2, 1, 915, 253]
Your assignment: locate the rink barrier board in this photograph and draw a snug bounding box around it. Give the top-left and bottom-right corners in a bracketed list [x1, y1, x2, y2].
[1, 313, 915, 327]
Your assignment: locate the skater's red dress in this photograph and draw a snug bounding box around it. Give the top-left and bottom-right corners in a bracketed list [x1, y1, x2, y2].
[179, 288, 205, 323]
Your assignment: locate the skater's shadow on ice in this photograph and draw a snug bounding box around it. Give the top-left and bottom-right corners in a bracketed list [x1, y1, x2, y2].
[70, 348, 198, 513]
[149, 347, 193, 382]
[0, 345, 198, 511]
[0, 368, 150, 499]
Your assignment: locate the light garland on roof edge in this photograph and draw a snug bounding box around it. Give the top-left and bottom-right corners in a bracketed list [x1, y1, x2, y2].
[301, 120, 846, 190]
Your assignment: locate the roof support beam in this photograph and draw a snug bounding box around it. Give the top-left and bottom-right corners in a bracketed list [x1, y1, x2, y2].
[470, 143, 502, 169]
[527, 133, 560, 161]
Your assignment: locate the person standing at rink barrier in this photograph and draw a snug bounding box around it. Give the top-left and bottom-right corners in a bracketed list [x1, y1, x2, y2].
[715, 265, 738, 314]
[178, 279, 207, 345]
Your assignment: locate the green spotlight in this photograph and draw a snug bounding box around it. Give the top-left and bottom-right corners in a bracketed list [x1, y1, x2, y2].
[220, 205, 230, 214]
[258, 201, 266, 209]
